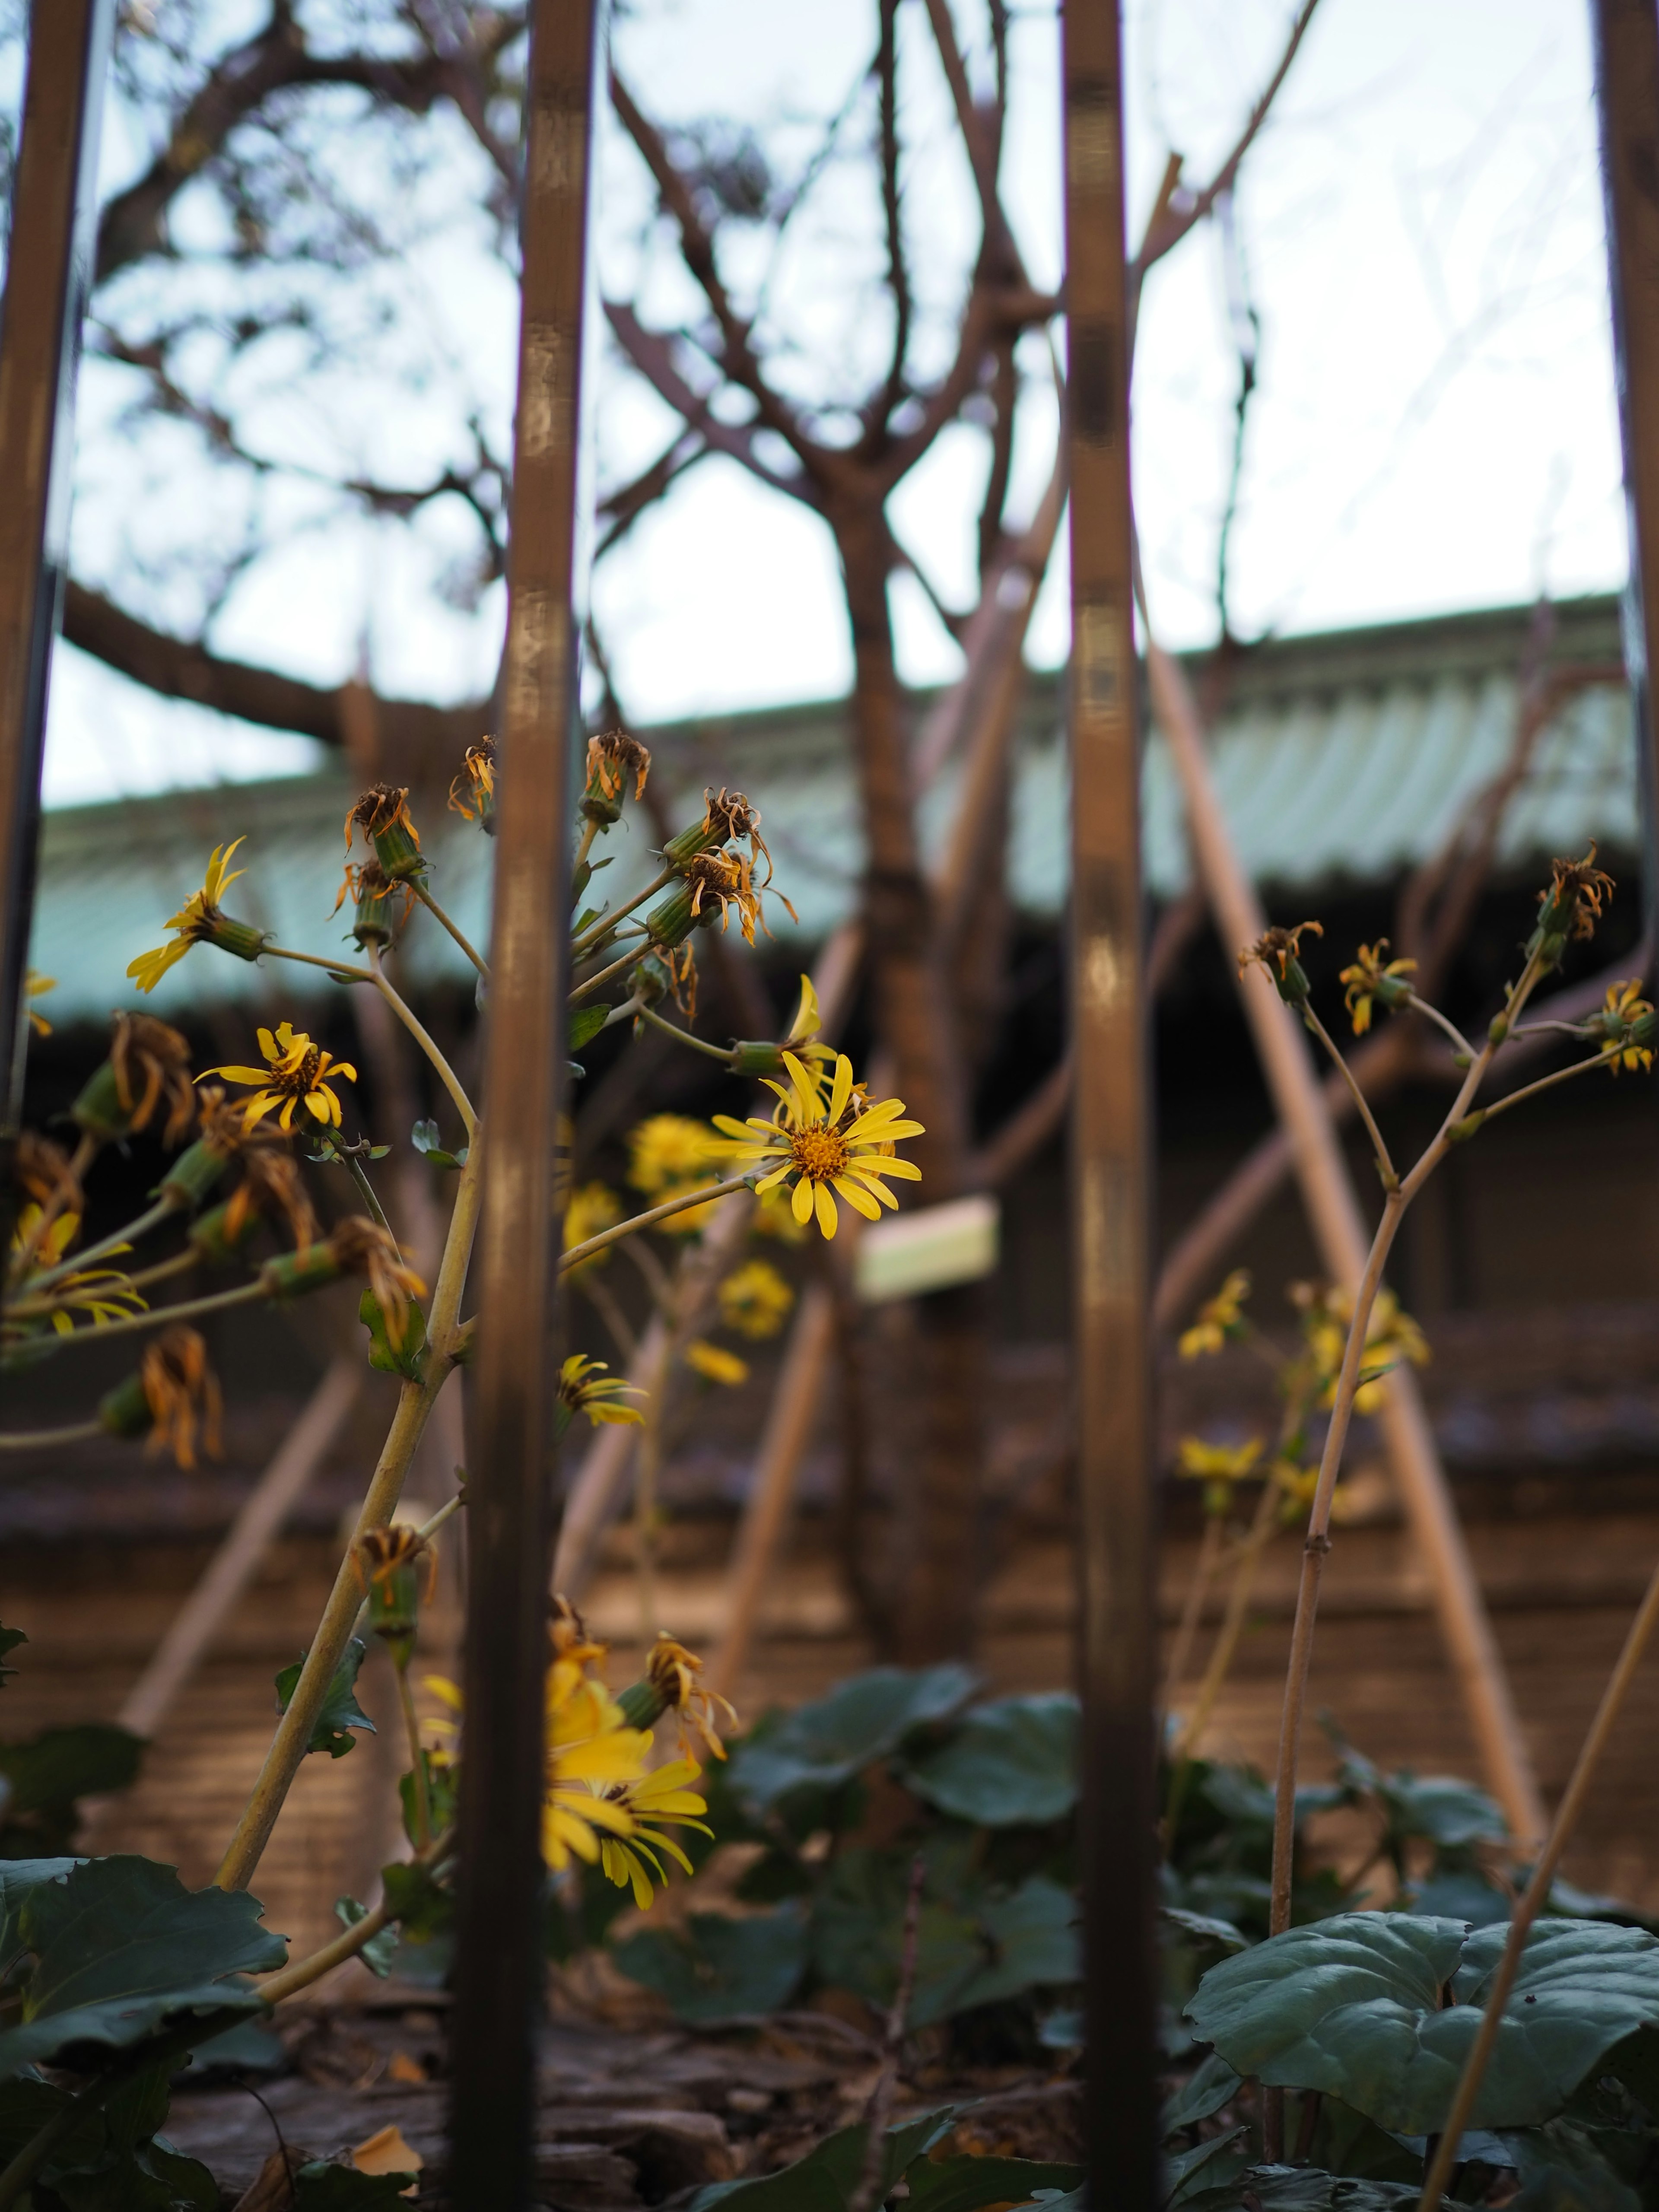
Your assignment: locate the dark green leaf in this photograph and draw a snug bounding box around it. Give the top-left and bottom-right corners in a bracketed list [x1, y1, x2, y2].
[0, 1723, 142, 1819]
[0, 1854, 286, 2073]
[1182, 2173, 1456, 2212]
[1166, 2128, 1248, 2206]
[900, 2154, 1085, 2212]
[1336, 1743, 1507, 1853]
[358, 1287, 427, 1379]
[293, 2163, 420, 2207]
[1162, 1907, 1249, 1956]
[1162, 2052, 1242, 2137]
[569, 1006, 611, 1053]
[0, 1625, 27, 1688]
[931, 1875, 1079, 2022]
[731, 1665, 978, 1812]
[334, 1897, 397, 1979]
[52, 2137, 220, 2212]
[901, 1694, 1077, 1827]
[1502, 2119, 1641, 2212]
[613, 1904, 807, 2024]
[687, 2107, 954, 2209]
[1188, 1913, 1659, 2135]
[276, 1640, 375, 1759]
[381, 1859, 453, 1946]
[1405, 1870, 1510, 1926]
[398, 1751, 457, 1847]
[410, 1119, 467, 1170]
[185, 2014, 284, 2072]
[0, 1859, 78, 1972]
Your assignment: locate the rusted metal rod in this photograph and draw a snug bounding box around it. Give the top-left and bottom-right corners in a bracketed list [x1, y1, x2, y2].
[1592, 0, 1659, 935]
[448, 2, 597, 2202]
[1063, 7, 1160, 2204]
[0, 0, 115, 1170]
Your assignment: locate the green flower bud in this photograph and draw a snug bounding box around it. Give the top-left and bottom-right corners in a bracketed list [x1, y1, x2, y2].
[157, 1138, 232, 1213]
[729, 1039, 787, 1079]
[97, 1372, 153, 1441]
[189, 1198, 263, 1264]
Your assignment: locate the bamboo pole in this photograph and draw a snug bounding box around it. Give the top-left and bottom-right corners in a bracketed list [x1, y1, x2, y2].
[1063, 12, 1160, 2205]
[450, 2, 595, 2201]
[0, 0, 114, 1170]
[1592, 0, 1659, 937]
[1145, 629, 1546, 1847]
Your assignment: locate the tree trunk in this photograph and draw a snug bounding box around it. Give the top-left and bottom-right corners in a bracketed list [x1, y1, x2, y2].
[831, 499, 985, 1662]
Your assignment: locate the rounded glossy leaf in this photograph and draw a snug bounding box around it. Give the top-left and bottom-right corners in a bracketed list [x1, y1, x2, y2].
[901, 1694, 1077, 1827]
[731, 1665, 977, 1811]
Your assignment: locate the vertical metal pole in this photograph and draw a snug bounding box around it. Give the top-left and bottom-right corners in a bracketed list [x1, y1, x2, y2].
[1592, 0, 1659, 934]
[0, 0, 115, 1147]
[1063, 7, 1159, 2206]
[448, 2, 596, 2202]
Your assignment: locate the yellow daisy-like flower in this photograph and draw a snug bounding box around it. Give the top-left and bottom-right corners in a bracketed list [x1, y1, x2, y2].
[557, 1353, 645, 1429]
[713, 1052, 923, 1241]
[24, 971, 54, 1038]
[543, 1669, 652, 1874]
[563, 1183, 622, 1279]
[1178, 1269, 1251, 1360]
[127, 840, 261, 994]
[199, 1021, 358, 1133]
[1176, 1435, 1263, 1519]
[645, 1632, 737, 1764]
[1339, 941, 1417, 1036]
[597, 1758, 712, 1909]
[1294, 1281, 1428, 1414]
[718, 1258, 795, 1340]
[1592, 979, 1655, 1074]
[627, 1115, 723, 1197]
[7, 1208, 146, 1335]
[683, 1338, 748, 1387]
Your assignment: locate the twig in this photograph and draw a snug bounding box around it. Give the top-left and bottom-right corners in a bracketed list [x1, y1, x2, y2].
[412, 880, 488, 979]
[366, 945, 478, 1138]
[1417, 1548, 1659, 2209]
[848, 1851, 927, 2212]
[560, 1176, 756, 1270]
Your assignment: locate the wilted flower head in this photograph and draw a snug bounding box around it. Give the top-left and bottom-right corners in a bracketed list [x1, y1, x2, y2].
[583, 730, 651, 812]
[222, 1140, 320, 1259]
[557, 1353, 645, 1430]
[449, 738, 497, 830]
[327, 1217, 427, 1348]
[701, 787, 771, 878]
[1587, 978, 1655, 1074]
[682, 850, 769, 944]
[345, 782, 424, 880]
[12, 1132, 80, 1215]
[1239, 920, 1322, 1007]
[1178, 1269, 1251, 1360]
[645, 1632, 737, 1763]
[140, 1326, 222, 1469]
[83, 1014, 198, 1146]
[1339, 941, 1417, 1036]
[333, 857, 413, 948]
[1528, 845, 1615, 973]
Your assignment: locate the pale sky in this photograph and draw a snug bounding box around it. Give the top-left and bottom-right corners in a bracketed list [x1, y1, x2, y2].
[40, 0, 1629, 806]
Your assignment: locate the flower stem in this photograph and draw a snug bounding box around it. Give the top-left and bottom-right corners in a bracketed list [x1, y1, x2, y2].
[8, 1277, 270, 1356]
[560, 1176, 755, 1270]
[396, 1663, 432, 1849]
[1160, 1514, 1224, 1730]
[1403, 991, 1475, 1060]
[264, 943, 374, 983]
[216, 1137, 484, 1891]
[1166, 1480, 1281, 1834]
[568, 940, 655, 1004]
[0, 1420, 102, 1451]
[257, 1827, 455, 2005]
[366, 946, 478, 1139]
[1303, 1005, 1398, 1187]
[1416, 1553, 1659, 2211]
[1464, 1044, 1623, 1129]
[636, 1002, 737, 1063]
[571, 865, 673, 957]
[17, 1192, 178, 1301]
[411, 880, 489, 979]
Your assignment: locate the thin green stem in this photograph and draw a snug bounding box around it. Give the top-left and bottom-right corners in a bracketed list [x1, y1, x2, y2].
[257, 1829, 455, 2005]
[571, 864, 673, 957]
[0, 1420, 102, 1452]
[573, 818, 600, 878]
[1302, 1005, 1397, 1188]
[636, 1002, 737, 1064]
[1167, 1478, 1281, 1833]
[1465, 1045, 1622, 1129]
[414, 1491, 465, 1544]
[569, 940, 656, 1004]
[412, 880, 489, 979]
[216, 1136, 484, 1891]
[5, 1245, 195, 1322]
[366, 946, 478, 1139]
[8, 1278, 270, 1356]
[18, 1194, 178, 1300]
[1417, 1551, 1659, 2210]
[1403, 991, 1475, 1060]
[561, 1176, 755, 1270]
[264, 943, 374, 983]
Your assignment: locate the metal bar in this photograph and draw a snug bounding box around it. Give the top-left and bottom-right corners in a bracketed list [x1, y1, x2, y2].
[448, 2, 597, 2201]
[0, 0, 115, 1153]
[1592, 0, 1659, 936]
[1062, 7, 1159, 2205]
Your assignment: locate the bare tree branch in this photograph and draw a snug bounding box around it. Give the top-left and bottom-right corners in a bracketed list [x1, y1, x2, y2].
[603, 303, 821, 507]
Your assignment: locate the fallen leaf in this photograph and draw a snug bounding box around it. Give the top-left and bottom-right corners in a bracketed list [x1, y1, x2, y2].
[352, 2123, 423, 2194]
[385, 2049, 426, 2084]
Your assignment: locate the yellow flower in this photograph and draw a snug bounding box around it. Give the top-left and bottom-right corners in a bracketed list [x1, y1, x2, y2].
[543, 1668, 652, 1873]
[1592, 979, 1655, 1074]
[713, 1052, 923, 1240]
[1178, 1269, 1251, 1359]
[683, 1338, 748, 1386]
[24, 971, 53, 1037]
[627, 1115, 723, 1198]
[645, 1632, 737, 1763]
[563, 1183, 622, 1278]
[1339, 941, 1416, 1036]
[558, 1353, 645, 1428]
[1273, 1461, 1357, 1529]
[597, 1759, 712, 1909]
[1176, 1435, 1263, 1519]
[126, 840, 262, 994]
[719, 1259, 794, 1339]
[1293, 1281, 1428, 1414]
[8, 1207, 146, 1334]
[199, 1021, 358, 1134]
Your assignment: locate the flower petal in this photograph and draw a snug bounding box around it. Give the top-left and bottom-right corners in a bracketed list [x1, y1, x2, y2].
[790, 1174, 815, 1225]
[256, 1028, 278, 1062]
[828, 1055, 852, 1125]
[814, 1182, 838, 1239]
[832, 1176, 881, 1220]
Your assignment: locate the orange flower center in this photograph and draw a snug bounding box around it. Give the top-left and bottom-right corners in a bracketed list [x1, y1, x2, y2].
[790, 1126, 849, 1185]
[271, 1045, 322, 1096]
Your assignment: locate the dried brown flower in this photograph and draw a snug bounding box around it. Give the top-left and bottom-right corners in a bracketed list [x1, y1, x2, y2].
[111, 1014, 197, 1146]
[13, 1133, 80, 1215]
[585, 730, 651, 804]
[140, 1326, 223, 1469]
[327, 1217, 427, 1348]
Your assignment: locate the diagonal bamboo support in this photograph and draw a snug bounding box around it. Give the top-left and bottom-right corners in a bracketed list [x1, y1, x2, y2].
[1145, 626, 1546, 1847]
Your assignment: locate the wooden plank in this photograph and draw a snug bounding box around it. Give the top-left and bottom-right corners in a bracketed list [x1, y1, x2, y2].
[0, 0, 114, 1163]
[449, 1, 598, 2202]
[1061, 6, 1159, 2202]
